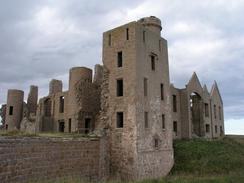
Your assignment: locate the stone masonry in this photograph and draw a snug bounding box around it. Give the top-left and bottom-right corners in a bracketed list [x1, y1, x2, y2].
[0, 16, 225, 181]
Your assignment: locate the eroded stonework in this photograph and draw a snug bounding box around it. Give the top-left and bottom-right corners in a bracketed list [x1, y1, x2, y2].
[1, 16, 225, 181]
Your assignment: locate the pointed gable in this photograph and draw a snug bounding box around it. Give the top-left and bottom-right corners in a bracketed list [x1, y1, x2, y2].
[186, 72, 203, 96]
[210, 81, 223, 104]
[203, 84, 210, 95]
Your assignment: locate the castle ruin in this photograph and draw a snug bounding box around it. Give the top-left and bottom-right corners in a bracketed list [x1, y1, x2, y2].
[0, 16, 225, 180]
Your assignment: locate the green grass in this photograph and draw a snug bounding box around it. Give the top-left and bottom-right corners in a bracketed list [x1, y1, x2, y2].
[171, 136, 244, 177]
[0, 130, 97, 139]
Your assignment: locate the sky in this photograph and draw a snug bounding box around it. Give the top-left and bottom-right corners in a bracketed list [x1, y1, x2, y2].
[0, 0, 243, 134]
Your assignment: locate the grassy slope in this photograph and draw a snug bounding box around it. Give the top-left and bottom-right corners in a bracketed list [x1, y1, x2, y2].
[171, 135, 244, 176]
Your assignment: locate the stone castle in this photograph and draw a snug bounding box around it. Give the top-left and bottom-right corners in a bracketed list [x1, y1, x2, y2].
[0, 16, 225, 180]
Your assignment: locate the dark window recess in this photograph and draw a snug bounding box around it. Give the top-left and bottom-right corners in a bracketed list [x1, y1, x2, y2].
[9, 106, 13, 115]
[5, 124, 8, 130]
[44, 98, 52, 117]
[162, 114, 165, 129]
[58, 120, 65, 132]
[205, 103, 209, 117]
[117, 112, 124, 128]
[220, 126, 223, 134]
[108, 34, 111, 46]
[117, 51, 123, 67]
[206, 124, 210, 133]
[143, 30, 146, 42]
[161, 84, 164, 100]
[173, 95, 177, 112]
[85, 118, 91, 134]
[219, 106, 222, 120]
[117, 79, 123, 97]
[159, 40, 161, 51]
[214, 105, 217, 119]
[68, 118, 71, 133]
[144, 112, 148, 128]
[173, 121, 177, 134]
[151, 55, 155, 71]
[126, 28, 129, 40]
[144, 78, 148, 97]
[215, 125, 218, 133]
[154, 139, 159, 148]
[59, 96, 64, 113]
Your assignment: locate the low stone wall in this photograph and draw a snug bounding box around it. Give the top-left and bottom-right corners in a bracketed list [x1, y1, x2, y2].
[0, 136, 109, 183]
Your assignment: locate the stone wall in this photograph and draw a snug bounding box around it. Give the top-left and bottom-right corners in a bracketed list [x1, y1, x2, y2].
[0, 136, 109, 183]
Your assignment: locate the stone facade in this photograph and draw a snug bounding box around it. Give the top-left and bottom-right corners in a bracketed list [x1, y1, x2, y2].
[171, 73, 225, 139]
[1, 16, 225, 181]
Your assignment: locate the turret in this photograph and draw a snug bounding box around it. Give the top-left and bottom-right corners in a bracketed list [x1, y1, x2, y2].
[67, 67, 93, 129]
[138, 16, 162, 36]
[5, 89, 24, 130]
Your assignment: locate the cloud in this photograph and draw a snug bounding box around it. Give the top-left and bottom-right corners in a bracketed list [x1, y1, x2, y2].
[0, 0, 243, 133]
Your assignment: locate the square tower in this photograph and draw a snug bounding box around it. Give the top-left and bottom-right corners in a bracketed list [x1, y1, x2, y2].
[102, 16, 174, 180]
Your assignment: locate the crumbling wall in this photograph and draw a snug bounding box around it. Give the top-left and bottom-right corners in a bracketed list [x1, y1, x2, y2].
[94, 66, 109, 130]
[0, 104, 6, 128]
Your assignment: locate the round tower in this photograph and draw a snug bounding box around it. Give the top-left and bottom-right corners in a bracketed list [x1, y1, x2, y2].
[68, 67, 92, 123]
[5, 89, 24, 131]
[138, 16, 162, 36]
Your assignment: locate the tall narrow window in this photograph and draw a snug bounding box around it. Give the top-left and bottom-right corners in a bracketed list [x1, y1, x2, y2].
[144, 78, 148, 97]
[215, 125, 218, 133]
[117, 51, 123, 67]
[144, 111, 148, 128]
[9, 106, 13, 115]
[173, 121, 177, 135]
[160, 84, 164, 100]
[44, 98, 52, 117]
[143, 30, 146, 42]
[68, 119, 71, 133]
[154, 139, 159, 148]
[219, 106, 222, 120]
[117, 79, 123, 97]
[205, 103, 209, 117]
[162, 114, 165, 129]
[220, 126, 223, 134]
[117, 112, 124, 128]
[126, 28, 129, 40]
[173, 95, 177, 112]
[151, 55, 155, 71]
[214, 105, 217, 119]
[159, 40, 161, 52]
[108, 34, 111, 46]
[59, 96, 64, 113]
[206, 124, 210, 133]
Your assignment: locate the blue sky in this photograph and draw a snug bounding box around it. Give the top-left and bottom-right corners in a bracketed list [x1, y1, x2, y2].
[0, 0, 243, 134]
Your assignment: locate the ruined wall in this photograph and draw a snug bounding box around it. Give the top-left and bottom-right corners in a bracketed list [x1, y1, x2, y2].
[202, 86, 212, 138]
[27, 85, 38, 114]
[0, 136, 109, 183]
[210, 83, 225, 138]
[170, 86, 182, 139]
[0, 104, 6, 127]
[49, 79, 63, 95]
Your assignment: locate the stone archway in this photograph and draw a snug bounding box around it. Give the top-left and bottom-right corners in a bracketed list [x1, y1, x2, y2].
[190, 92, 203, 137]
